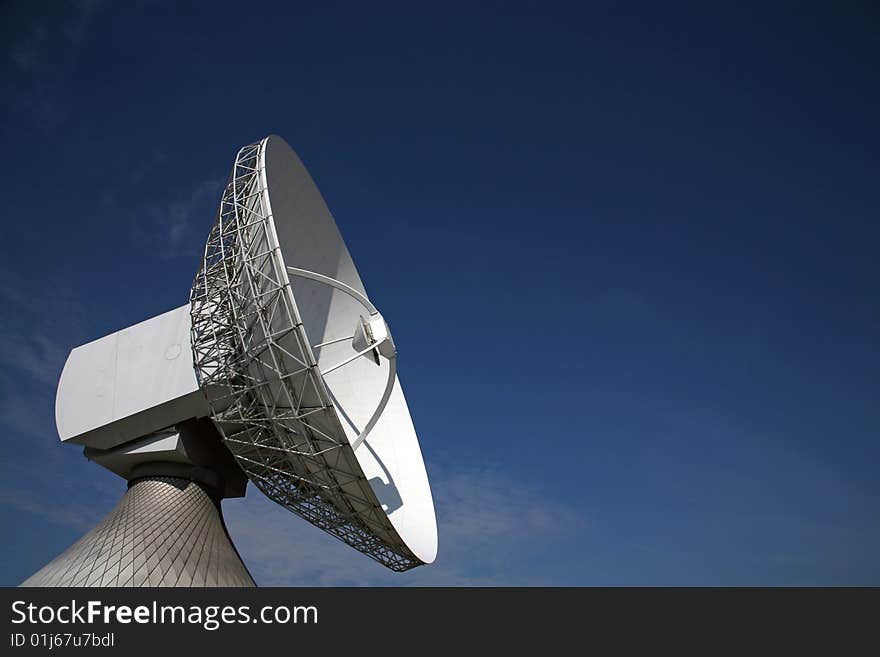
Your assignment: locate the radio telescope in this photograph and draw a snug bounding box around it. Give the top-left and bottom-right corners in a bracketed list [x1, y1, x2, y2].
[22, 136, 437, 587]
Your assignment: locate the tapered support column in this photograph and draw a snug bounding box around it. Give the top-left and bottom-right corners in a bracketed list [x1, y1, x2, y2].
[21, 475, 255, 587]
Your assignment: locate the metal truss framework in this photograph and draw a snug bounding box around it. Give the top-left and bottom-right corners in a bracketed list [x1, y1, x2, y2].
[190, 140, 420, 572]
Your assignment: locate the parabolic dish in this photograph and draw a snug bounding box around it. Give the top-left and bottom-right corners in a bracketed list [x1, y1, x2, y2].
[190, 135, 437, 570]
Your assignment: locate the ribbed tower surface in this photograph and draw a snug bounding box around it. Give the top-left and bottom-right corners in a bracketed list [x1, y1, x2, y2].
[21, 476, 255, 587]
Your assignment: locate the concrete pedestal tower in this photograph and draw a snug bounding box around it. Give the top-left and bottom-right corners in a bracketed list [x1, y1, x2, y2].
[22, 469, 254, 587]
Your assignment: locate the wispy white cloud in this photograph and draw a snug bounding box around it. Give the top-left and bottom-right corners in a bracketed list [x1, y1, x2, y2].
[0, 376, 54, 443]
[0, 490, 101, 532]
[0, 276, 85, 386]
[63, 0, 103, 45]
[126, 177, 222, 259]
[10, 25, 47, 73]
[225, 467, 587, 586]
[129, 149, 169, 184]
[0, 275, 87, 448]
[158, 179, 223, 259]
[0, 331, 67, 388]
[6, 1, 107, 130]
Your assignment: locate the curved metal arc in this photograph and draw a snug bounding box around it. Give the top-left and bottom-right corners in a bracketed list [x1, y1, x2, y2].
[350, 354, 396, 451]
[286, 266, 395, 452]
[286, 266, 378, 315]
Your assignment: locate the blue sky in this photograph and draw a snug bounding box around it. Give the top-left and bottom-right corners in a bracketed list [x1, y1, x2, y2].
[1, 2, 878, 585]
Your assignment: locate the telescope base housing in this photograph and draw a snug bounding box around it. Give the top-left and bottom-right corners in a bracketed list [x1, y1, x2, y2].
[21, 474, 255, 587]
